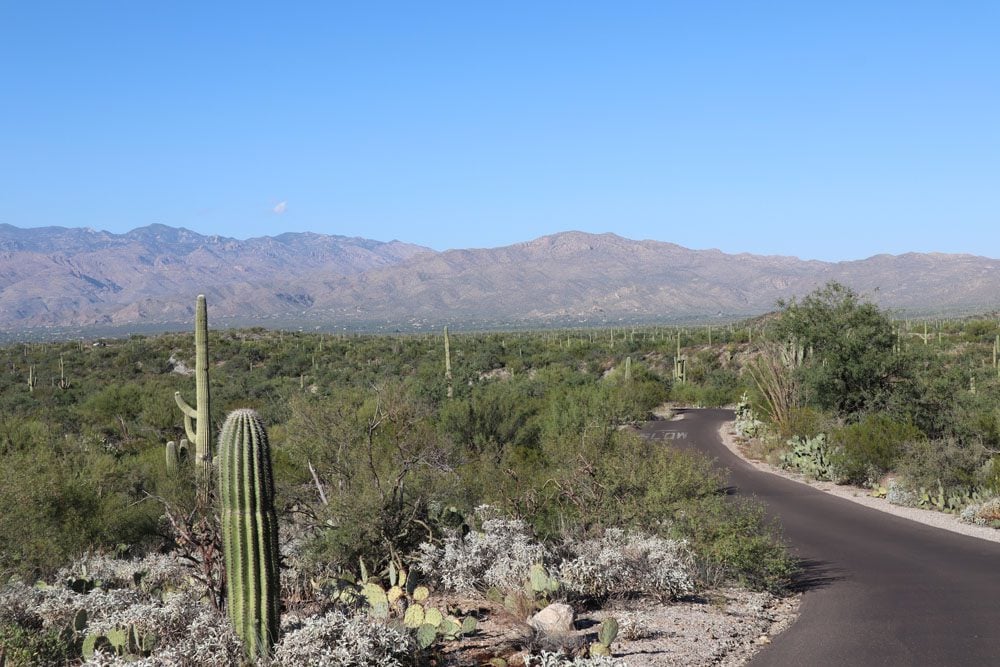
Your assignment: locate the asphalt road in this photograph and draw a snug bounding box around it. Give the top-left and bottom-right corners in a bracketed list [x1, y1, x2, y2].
[641, 408, 1000, 667]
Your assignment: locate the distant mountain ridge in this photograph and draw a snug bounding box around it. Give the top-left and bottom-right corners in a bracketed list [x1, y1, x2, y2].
[1, 223, 999, 335]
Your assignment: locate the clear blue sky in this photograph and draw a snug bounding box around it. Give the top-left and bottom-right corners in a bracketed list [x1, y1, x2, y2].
[2, 2, 998, 260]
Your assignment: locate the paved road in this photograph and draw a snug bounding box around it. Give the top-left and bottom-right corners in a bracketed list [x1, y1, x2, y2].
[641, 408, 1000, 667]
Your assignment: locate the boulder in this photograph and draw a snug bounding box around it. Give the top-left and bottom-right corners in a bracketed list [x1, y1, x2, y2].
[529, 603, 575, 635]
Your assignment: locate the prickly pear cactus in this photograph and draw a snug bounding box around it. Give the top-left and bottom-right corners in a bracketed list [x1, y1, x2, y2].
[780, 434, 834, 480]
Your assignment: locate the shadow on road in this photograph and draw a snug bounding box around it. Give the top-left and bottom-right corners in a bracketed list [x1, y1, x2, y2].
[787, 558, 842, 593]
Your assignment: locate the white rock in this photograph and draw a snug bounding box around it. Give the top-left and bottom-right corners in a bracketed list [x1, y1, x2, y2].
[530, 603, 576, 634]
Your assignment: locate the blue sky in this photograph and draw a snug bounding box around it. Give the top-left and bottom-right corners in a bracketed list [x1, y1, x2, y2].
[2, 2, 998, 260]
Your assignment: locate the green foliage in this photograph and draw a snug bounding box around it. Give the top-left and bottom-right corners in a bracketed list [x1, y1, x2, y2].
[0, 622, 71, 666]
[771, 282, 901, 418]
[672, 496, 795, 594]
[828, 415, 924, 486]
[897, 437, 992, 495]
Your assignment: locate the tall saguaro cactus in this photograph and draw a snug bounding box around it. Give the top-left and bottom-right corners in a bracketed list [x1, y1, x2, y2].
[174, 294, 212, 471]
[219, 409, 280, 659]
[444, 326, 453, 399]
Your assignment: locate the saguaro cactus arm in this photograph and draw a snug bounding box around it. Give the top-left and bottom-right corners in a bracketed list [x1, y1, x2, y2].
[174, 391, 198, 442]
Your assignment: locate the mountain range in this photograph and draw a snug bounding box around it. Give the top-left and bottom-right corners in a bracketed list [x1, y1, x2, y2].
[2, 223, 999, 337]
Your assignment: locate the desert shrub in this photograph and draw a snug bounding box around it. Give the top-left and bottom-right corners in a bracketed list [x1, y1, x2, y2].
[0, 445, 162, 580]
[0, 622, 70, 666]
[285, 383, 460, 575]
[273, 610, 415, 667]
[897, 437, 990, 494]
[415, 507, 548, 594]
[555, 529, 696, 601]
[784, 406, 828, 439]
[528, 652, 625, 667]
[959, 497, 1000, 527]
[828, 415, 924, 486]
[886, 478, 919, 507]
[672, 497, 794, 593]
[526, 430, 724, 539]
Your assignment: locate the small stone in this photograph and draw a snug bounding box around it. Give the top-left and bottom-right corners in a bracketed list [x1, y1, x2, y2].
[756, 634, 771, 645]
[529, 603, 575, 635]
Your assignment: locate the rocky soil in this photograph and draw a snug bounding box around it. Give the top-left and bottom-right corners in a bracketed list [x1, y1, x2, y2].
[436, 588, 800, 666]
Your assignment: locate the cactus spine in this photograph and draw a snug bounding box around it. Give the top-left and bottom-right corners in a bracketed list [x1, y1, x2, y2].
[174, 294, 212, 471]
[219, 409, 280, 659]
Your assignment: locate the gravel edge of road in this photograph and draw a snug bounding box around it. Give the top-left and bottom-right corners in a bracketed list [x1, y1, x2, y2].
[711, 418, 1000, 545]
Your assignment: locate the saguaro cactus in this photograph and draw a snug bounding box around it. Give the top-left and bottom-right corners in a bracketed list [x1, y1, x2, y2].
[444, 326, 453, 399]
[165, 441, 179, 473]
[174, 294, 212, 471]
[219, 409, 280, 659]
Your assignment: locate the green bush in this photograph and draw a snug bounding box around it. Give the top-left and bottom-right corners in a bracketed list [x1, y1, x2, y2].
[898, 437, 991, 494]
[829, 415, 924, 486]
[0, 622, 71, 666]
[672, 496, 795, 594]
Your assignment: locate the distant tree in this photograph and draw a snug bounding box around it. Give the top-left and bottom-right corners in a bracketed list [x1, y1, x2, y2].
[770, 282, 902, 419]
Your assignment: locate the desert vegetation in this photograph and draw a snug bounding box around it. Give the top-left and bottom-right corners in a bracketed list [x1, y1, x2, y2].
[0, 295, 795, 665]
[735, 283, 1000, 522]
[10, 281, 1000, 663]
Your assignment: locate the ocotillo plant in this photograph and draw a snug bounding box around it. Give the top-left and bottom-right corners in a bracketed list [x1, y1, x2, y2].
[174, 294, 212, 472]
[219, 409, 280, 660]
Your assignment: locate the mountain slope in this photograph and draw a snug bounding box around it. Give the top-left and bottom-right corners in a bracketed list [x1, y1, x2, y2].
[0, 224, 429, 327]
[2, 224, 999, 333]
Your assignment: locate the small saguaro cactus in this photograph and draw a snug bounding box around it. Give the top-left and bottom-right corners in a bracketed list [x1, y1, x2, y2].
[165, 440, 179, 473]
[673, 332, 686, 384]
[58, 353, 69, 389]
[174, 294, 212, 471]
[165, 438, 190, 474]
[219, 409, 280, 659]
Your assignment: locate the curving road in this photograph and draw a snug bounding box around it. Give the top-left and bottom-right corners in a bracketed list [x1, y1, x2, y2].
[641, 408, 1000, 667]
